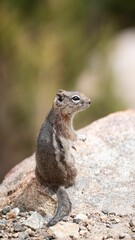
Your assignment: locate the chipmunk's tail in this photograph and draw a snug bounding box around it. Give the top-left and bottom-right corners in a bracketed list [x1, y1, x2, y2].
[46, 186, 72, 227]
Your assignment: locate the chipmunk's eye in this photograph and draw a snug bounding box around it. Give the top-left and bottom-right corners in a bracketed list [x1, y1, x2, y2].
[72, 95, 80, 103]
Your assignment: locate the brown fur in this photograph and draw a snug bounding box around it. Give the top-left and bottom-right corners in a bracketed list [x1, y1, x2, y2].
[35, 89, 91, 226]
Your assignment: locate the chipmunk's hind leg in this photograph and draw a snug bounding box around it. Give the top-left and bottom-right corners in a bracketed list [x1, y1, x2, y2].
[46, 186, 72, 227]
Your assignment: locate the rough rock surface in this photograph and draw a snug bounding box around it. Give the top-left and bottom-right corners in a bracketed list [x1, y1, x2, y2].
[0, 110, 135, 239]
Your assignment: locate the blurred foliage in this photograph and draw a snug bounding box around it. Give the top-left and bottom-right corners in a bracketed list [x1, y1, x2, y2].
[0, 0, 135, 181]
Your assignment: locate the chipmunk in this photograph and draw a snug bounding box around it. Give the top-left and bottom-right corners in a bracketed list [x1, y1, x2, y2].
[35, 89, 91, 227]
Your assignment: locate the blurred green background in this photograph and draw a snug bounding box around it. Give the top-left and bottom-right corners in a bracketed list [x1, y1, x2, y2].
[0, 0, 135, 182]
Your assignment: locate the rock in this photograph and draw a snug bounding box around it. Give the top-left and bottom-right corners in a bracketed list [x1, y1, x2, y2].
[13, 223, 23, 232]
[106, 222, 112, 228]
[111, 217, 120, 224]
[62, 215, 72, 222]
[106, 234, 114, 239]
[13, 232, 19, 238]
[0, 110, 135, 216]
[102, 210, 109, 215]
[0, 154, 55, 216]
[19, 212, 27, 218]
[0, 220, 6, 230]
[23, 211, 44, 230]
[6, 208, 20, 220]
[100, 215, 107, 223]
[123, 234, 132, 239]
[0, 209, 2, 217]
[129, 219, 135, 228]
[44, 237, 51, 240]
[2, 205, 11, 215]
[50, 221, 79, 239]
[0, 110, 135, 239]
[25, 228, 35, 237]
[79, 229, 88, 237]
[73, 213, 88, 223]
[17, 232, 28, 240]
[79, 225, 87, 231]
[119, 233, 125, 239]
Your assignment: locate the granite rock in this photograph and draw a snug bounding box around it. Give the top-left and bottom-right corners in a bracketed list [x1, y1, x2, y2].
[0, 110, 135, 217]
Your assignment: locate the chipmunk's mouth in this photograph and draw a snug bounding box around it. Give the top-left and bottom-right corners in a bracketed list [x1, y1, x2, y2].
[85, 99, 91, 108]
[78, 100, 91, 112]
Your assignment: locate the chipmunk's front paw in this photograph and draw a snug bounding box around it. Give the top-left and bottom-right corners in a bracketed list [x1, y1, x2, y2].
[78, 133, 87, 142]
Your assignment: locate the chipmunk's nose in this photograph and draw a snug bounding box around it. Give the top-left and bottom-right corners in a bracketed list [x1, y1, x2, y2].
[88, 99, 91, 105]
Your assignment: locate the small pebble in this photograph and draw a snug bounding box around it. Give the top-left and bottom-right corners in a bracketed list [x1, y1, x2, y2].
[63, 215, 72, 222]
[13, 232, 19, 238]
[87, 224, 91, 231]
[100, 215, 107, 223]
[23, 212, 44, 230]
[106, 222, 112, 228]
[18, 232, 28, 240]
[119, 233, 125, 239]
[73, 213, 88, 224]
[102, 210, 109, 215]
[25, 228, 35, 237]
[0, 220, 6, 230]
[113, 217, 120, 224]
[0, 209, 3, 217]
[49, 222, 79, 239]
[19, 212, 27, 218]
[79, 229, 88, 237]
[129, 219, 135, 228]
[2, 206, 11, 215]
[29, 211, 34, 215]
[6, 208, 20, 220]
[7, 233, 12, 239]
[13, 223, 23, 232]
[105, 234, 114, 239]
[79, 225, 87, 231]
[123, 234, 132, 239]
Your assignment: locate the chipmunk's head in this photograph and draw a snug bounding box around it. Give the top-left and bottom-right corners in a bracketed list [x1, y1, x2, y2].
[53, 89, 91, 116]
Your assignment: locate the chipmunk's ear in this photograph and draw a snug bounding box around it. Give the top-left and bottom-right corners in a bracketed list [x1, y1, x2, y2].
[55, 89, 65, 102]
[58, 89, 65, 94]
